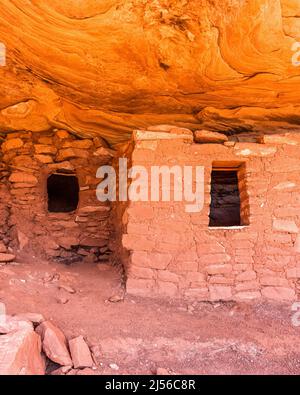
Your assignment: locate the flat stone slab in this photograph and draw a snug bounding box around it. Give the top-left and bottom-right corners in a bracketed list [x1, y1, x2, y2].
[69, 336, 94, 369]
[36, 321, 72, 366]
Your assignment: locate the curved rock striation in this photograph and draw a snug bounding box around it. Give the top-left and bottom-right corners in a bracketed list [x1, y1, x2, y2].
[0, 0, 300, 144]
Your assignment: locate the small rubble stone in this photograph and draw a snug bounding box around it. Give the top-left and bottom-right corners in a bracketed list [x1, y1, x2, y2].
[109, 363, 119, 370]
[93, 147, 116, 157]
[108, 292, 125, 303]
[194, 130, 228, 144]
[224, 141, 235, 147]
[0, 253, 16, 262]
[69, 336, 94, 369]
[17, 230, 29, 251]
[59, 284, 76, 294]
[56, 296, 69, 305]
[36, 321, 72, 366]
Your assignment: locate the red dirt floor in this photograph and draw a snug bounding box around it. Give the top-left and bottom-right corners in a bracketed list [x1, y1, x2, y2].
[0, 257, 300, 375]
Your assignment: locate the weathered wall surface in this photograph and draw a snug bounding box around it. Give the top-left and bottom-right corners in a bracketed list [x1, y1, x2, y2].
[123, 130, 300, 302]
[0, 130, 113, 264]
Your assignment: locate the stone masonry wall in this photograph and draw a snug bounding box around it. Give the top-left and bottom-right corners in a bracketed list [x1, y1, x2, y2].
[122, 129, 300, 302]
[0, 130, 114, 264]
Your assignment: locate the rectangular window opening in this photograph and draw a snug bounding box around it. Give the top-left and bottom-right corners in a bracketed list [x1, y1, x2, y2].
[209, 164, 249, 228]
[47, 173, 79, 213]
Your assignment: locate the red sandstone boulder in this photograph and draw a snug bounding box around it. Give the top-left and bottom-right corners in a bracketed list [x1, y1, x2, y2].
[36, 321, 72, 366]
[0, 327, 45, 375]
[194, 130, 228, 144]
[69, 336, 94, 369]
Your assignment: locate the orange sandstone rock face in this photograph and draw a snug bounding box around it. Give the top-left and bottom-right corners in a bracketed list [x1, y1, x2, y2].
[0, 1, 300, 144]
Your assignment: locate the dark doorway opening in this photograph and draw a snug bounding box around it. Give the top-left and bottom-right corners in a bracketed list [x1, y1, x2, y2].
[209, 170, 241, 227]
[47, 174, 79, 213]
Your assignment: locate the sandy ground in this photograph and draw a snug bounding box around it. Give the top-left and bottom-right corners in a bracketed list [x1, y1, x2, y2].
[0, 257, 300, 375]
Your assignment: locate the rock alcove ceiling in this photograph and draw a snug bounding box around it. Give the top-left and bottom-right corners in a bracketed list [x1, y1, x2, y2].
[0, 0, 300, 146]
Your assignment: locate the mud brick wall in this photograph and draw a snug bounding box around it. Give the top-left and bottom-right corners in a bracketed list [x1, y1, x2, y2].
[0, 130, 114, 264]
[122, 130, 300, 302]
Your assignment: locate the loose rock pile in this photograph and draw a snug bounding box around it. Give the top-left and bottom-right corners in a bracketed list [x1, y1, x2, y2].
[0, 303, 95, 375]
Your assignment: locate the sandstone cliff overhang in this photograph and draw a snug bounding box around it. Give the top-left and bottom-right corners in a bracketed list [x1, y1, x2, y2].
[0, 1, 300, 145]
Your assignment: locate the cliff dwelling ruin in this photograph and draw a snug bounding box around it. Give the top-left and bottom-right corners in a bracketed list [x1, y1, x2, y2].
[0, 131, 113, 266]
[0, 127, 300, 303]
